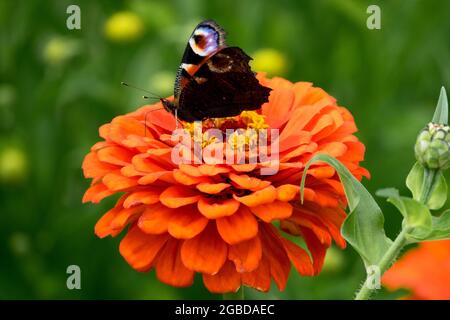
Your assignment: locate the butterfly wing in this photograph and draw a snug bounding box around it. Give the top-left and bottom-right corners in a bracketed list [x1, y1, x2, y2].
[177, 47, 272, 121]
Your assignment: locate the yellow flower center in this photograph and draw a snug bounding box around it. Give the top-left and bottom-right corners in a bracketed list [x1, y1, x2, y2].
[181, 111, 268, 148]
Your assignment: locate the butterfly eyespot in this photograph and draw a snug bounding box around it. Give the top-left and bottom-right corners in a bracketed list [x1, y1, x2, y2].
[193, 34, 203, 44]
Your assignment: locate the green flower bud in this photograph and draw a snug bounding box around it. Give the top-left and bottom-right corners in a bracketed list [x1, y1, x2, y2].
[414, 122, 450, 170]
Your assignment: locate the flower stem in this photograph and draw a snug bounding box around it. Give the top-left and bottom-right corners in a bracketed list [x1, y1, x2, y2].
[223, 287, 244, 300]
[355, 227, 410, 300]
[419, 168, 437, 204]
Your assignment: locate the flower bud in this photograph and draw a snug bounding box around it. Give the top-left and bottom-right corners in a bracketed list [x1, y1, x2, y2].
[414, 122, 450, 170]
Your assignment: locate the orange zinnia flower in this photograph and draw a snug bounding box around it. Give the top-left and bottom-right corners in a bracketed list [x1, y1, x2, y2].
[82, 74, 368, 293]
[383, 239, 450, 299]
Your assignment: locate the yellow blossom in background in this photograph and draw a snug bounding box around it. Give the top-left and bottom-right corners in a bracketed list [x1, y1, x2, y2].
[43, 37, 80, 65]
[104, 11, 145, 43]
[0, 146, 28, 184]
[251, 48, 287, 76]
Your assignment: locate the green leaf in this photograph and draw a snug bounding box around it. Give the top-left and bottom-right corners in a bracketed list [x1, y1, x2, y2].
[375, 188, 399, 198]
[406, 162, 424, 200]
[427, 172, 447, 210]
[406, 162, 447, 210]
[387, 197, 433, 241]
[300, 154, 392, 267]
[432, 87, 448, 125]
[422, 210, 450, 241]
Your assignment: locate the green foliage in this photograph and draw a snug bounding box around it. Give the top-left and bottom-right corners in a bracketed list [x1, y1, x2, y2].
[1, 0, 450, 299]
[406, 162, 448, 210]
[432, 87, 448, 125]
[300, 154, 392, 267]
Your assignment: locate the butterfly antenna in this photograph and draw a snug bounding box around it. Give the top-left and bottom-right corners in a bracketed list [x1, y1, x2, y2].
[121, 81, 162, 99]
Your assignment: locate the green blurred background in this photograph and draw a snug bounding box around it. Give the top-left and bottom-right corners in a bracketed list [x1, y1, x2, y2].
[0, 0, 449, 299]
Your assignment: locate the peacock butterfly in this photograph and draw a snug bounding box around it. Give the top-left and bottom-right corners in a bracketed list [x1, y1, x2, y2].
[161, 20, 271, 122]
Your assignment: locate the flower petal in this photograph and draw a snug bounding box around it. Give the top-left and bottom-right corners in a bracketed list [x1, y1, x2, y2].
[123, 189, 161, 208]
[241, 255, 271, 292]
[168, 206, 209, 239]
[276, 184, 299, 202]
[138, 203, 173, 234]
[260, 224, 291, 291]
[279, 237, 314, 276]
[216, 207, 258, 244]
[160, 186, 201, 208]
[97, 146, 134, 166]
[173, 169, 210, 186]
[250, 201, 293, 222]
[119, 224, 169, 272]
[233, 186, 277, 207]
[155, 238, 194, 287]
[83, 182, 115, 203]
[203, 261, 241, 294]
[300, 226, 328, 275]
[181, 223, 227, 274]
[229, 173, 271, 191]
[82, 152, 119, 178]
[196, 182, 230, 194]
[197, 197, 240, 219]
[103, 172, 138, 191]
[228, 236, 262, 273]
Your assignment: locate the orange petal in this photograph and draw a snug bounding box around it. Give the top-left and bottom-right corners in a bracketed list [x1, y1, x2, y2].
[197, 197, 240, 219]
[203, 261, 241, 294]
[307, 166, 335, 179]
[103, 172, 138, 191]
[290, 209, 333, 246]
[280, 237, 314, 276]
[109, 116, 146, 144]
[119, 224, 169, 272]
[155, 238, 194, 287]
[276, 184, 300, 201]
[229, 173, 271, 191]
[97, 146, 134, 166]
[173, 169, 210, 186]
[196, 182, 230, 194]
[260, 224, 291, 291]
[123, 189, 161, 208]
[168, 206, 209, 239]
[231, 164, 257, 172]
[241, 255, 271, 292]
[160, 186, 201, 208]
[250, 201, 293, 222]
[82, 182, 115, 203]
[137, 171, 171, 185]
[95, 206, 122, 238]
[179, 164, 229, 177]
[300, 227, 328, 275]
[228, 236, 262, 273]
[181, 223, 227, 274]
[110, 205, 144, 231]
[82, 152, 119, 178]
[216, 207, 258, 244]
[233, 186, 277, 207]
[138, 204, 173, 234]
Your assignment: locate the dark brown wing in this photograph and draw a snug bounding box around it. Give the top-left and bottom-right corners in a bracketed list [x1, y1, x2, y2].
[177, 47, 271, 122]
